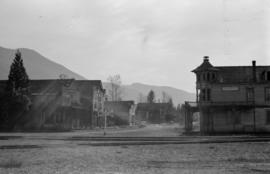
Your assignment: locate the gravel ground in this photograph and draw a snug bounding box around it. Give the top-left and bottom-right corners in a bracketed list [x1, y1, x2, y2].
[1, 124, 270, 174]
[1, 141, 270, 174]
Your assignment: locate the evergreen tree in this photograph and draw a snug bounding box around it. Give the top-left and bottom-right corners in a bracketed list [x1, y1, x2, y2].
[0, 50, 31, 131]
[6, 50, 29, 95]
[147, 90, 155, 103]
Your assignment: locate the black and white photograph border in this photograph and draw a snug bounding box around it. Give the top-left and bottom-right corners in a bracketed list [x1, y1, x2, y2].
[0, 0, 270, 173]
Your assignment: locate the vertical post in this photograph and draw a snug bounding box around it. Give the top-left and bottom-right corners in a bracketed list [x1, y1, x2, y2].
[253, 101, 256, 133]
[252, 60, 256, 133]
[196, 88, 199, 103]
[104, 111, 107, 136]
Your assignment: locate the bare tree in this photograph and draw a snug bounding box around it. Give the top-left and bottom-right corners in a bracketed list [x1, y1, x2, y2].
[162, 91, 171, 103]
[137, 92, 146, 103]
[107, 74, 122, 101]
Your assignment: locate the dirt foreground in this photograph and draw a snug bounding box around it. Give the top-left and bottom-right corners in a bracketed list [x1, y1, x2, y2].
[1, 124, 270, 174]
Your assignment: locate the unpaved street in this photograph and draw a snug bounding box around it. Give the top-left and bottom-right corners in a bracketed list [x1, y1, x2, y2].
[1, 124, 270, 174]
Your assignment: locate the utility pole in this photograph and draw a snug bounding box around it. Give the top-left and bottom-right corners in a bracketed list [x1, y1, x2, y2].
[104, 110, 107, 136]
[253, 98, 256, 133]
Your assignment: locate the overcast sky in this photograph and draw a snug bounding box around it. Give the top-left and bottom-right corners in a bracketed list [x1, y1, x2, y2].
[0, 0, 269, 92]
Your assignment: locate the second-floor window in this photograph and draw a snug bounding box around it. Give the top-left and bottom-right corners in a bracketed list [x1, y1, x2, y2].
[246, 88, 254, 102]
[201, 88, 211, 101]
[266, 110, 270, 125]
[265, 87, 270, 102]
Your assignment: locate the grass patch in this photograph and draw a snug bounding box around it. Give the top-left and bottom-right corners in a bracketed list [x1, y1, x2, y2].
[0, 159, 22, 168]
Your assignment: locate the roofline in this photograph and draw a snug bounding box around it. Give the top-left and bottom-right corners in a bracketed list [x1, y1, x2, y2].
[215, 65, 270, 68]
[192, 65, 270, 73]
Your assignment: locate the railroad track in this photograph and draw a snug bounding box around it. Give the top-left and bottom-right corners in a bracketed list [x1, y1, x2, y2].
[69, 136, 270, 146]
[3, 135, 270, 146]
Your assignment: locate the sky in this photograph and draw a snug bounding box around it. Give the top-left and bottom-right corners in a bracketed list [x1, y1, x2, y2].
[0, 0, 269, 92]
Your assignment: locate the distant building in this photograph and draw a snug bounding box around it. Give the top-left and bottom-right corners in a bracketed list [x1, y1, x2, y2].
[104, 100, 135, 126]
[185, 56, 270, 134]
[0, 79, 106, 130]
[136, 103, 171, 124]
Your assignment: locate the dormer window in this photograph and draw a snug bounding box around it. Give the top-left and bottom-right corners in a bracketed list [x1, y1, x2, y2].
[261, 71, 270, 81]
[199, 72, 216, 82]
[192, 56, 219, 83]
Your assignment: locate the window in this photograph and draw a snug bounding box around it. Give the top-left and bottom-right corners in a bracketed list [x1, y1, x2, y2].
[207, 88, 211, 101]
[212, 73, 216, 81]
[207, 73, 210, 81]
[266, 87, 270, 102]
[261, 71, 266, 81]
[246, 88, 254, 102]
[203, 73, 206, 81]
[200, 88, 211, 101]
[267, 72, 270, 81]
[266, 110, 270, 125]
[201, 89, 206, 101]
[233, 110, 241, 124]
[197, 74, 201, 82]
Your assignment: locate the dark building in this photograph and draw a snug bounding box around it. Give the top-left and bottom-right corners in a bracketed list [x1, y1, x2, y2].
[185, 56, 270, 134]
[136, 103, 171, 124]
[104, 100, 135, 126]
[0, 79, 105, 130]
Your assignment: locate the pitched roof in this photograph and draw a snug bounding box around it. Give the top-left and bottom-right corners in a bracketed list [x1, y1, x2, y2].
[192, 57, 270, 83]
[215, 66, 270, 83]
[192, 56, 219, 72]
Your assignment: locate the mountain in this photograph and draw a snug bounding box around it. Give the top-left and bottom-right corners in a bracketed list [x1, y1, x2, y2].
[0, 46, 195, 105]
[103, 82, 195, 105]
[0, 46, 86, 80]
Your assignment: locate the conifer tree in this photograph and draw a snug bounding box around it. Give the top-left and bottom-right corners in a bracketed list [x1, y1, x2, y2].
[6, 50, 29, 95]
[147, 90, 155, 103]
[1, 50, 31, 130]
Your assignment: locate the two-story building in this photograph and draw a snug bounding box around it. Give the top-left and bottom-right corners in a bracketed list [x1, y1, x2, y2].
[0, 79, 106, 130]
[187, 56, 270, 134]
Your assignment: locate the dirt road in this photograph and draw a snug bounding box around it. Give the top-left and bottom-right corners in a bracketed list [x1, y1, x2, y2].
[1, 124, 270, 173]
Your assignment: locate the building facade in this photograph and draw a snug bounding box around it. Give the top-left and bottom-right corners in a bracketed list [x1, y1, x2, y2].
[189, 56, 270, 134]
[104, 101, 135, 126]
[136, 103, 171, 124]
[0, 79, 106, 130]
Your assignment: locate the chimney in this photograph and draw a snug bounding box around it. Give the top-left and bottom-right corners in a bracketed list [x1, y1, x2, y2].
[203, 56, 209, 62]
[252, 60, 256, 82]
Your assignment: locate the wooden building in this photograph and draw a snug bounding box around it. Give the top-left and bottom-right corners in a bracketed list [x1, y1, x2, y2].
[186, 56, 270, 134]
[104, 101, 135, 126]
[0, 79, 105, 130]
[136, 103, 171, 124]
